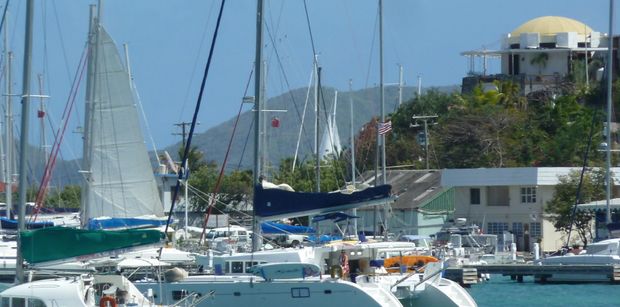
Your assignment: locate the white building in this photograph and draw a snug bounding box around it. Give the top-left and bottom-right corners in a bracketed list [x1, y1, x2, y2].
[461, 16, 611, 95]
[442, 167, 620, 253]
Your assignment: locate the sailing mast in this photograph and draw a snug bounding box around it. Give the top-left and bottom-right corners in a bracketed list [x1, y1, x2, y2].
[605, 0, 614, 227]
[252, 0, 265, 252]
[16, 0, 34, 284]
[3, 12, 12, 220]
[349, 79, 358, 235]
[80, 3, 100, 227]
[378, 0, 389, 240]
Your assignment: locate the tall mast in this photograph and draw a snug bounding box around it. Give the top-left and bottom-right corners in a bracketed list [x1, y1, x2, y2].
[80, 3, 99, 227]
[417, 75, 422, 96]
[3, 13, 12, 220]
[379, 0, 389, 240]
[261, 60, 268, 177]
[605, 0, 614, 226]
[349, 79, 357, 235]
[315, 66, 321, 192]
[398, 64, 403, 106]
[37, 74, 48, 167]
[379, 0, 385, 185]
[251, 0, 264, 252]
[16, 0, 34, 284]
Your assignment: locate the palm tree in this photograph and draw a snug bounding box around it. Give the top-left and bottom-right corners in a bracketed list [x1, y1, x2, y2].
[530, 53, 549, 76]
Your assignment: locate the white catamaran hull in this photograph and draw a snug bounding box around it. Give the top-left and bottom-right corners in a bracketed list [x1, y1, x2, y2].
[135, 274, 402, 307]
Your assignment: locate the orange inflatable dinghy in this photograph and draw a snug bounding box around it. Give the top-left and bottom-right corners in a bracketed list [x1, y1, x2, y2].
[383, 255, 438, 273]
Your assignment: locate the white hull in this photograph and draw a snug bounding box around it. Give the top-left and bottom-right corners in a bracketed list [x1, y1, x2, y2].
[1, 274, 162, 307]
[135, 274, 402, 307]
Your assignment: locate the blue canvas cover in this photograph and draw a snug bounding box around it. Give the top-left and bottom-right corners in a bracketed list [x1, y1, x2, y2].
[261, 221, 315, 234]
[0, 217, 54, 230]
[254, 184, 392, 220]
[87, 217, 169, 230]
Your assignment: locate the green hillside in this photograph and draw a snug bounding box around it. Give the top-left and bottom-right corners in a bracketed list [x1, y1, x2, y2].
[165, 85, 458, 171]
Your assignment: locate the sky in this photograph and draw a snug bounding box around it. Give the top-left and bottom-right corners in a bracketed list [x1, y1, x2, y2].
[5, 0, 618, 160]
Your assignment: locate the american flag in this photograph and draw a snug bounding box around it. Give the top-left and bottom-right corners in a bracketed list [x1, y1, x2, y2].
[378, 120, 392, 135]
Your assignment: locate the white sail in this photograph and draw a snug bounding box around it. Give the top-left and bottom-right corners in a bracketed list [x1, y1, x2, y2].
[82, 26, 163, 221]
[319, 115, 342, 160]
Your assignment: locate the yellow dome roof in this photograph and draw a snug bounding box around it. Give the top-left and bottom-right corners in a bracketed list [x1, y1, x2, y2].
[511, 16, 593, 37]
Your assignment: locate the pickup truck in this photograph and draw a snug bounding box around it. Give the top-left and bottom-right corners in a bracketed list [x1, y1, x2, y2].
[265, 234, 305, 248]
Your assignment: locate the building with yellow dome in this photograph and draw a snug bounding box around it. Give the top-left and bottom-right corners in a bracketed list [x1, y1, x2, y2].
[462, 16, 611, 95]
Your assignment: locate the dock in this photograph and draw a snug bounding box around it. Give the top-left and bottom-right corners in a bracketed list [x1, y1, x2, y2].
[444, 264, 620, 284]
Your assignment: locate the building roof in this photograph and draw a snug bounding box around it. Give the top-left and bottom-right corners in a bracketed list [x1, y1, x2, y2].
[511, 16, 594, 39]
[441, 167, 620, 187]
[358, 170, 443, 210]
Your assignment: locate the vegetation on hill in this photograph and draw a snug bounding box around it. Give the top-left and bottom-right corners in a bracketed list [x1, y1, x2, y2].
[182, 77, 618, 242]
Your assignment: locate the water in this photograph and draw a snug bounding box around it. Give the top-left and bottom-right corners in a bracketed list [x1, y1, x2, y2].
[2, 277, 620, 306]
[468, 275, 620, 307]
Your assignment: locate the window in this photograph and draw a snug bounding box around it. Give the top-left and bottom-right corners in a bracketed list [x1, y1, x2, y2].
[231, 261, 244, 273]
[470, 188, 481, 205]
[291, 288, 310, 298]
[530, 222, 541, 237]
[238, 231, 248, 241]
[512, 223, 523, 236]
[244, 261, 259, 273]
[27, 299, 47, 307]
[11, 298, 25, 307]
[1, 297, 9, 307]
[172, 290, 189, 301]
[521, 187, 537, 203]
[487, 222, 509, 235]
[487, 186, 509, 206]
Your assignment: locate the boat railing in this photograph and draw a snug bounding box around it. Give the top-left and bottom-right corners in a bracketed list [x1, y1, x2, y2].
[170, 289, 215, 306]
[389, 262, 445, 291]
[389, 262, 437, 290]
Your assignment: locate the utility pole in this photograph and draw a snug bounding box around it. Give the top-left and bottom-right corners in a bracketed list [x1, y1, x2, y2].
[173, 121, 198, 150]
[411, 115, 438, 170]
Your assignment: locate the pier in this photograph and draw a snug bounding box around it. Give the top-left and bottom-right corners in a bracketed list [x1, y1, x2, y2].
[445, 264, 620, 284]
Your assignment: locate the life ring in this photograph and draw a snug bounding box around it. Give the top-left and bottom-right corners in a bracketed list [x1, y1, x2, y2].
[99, 296, 117, 307]
[330, 265, 343, 279]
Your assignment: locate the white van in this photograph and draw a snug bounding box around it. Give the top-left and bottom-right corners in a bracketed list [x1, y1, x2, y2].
[205, 225, 251, 245]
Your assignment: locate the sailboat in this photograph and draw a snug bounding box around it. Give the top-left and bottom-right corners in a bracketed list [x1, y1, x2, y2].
[79, 6, 166, 231]
[0, 1, 184, 306]
[19, 0, 172, 262]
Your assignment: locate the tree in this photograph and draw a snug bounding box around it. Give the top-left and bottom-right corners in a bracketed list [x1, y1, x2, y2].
[530, 52, 549, 75]
[272, 157, 347, 193]
[545, 169, 605, 247]
[178, 145, 207, 172]
[45, 185, 81, 208]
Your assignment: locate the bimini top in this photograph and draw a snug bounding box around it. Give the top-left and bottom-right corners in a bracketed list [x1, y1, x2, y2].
[511, 16, 594, 38]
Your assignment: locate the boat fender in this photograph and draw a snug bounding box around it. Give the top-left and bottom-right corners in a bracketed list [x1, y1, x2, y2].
[99, 296, 117, 307]
[330, 265, 343, 279]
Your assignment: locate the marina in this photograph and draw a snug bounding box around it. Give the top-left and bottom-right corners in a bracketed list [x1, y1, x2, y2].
[0, 0, 618, 306]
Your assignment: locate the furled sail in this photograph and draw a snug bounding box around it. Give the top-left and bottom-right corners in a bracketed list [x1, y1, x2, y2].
[254, 184, 393, 220]
[81, 26, 163, 227]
